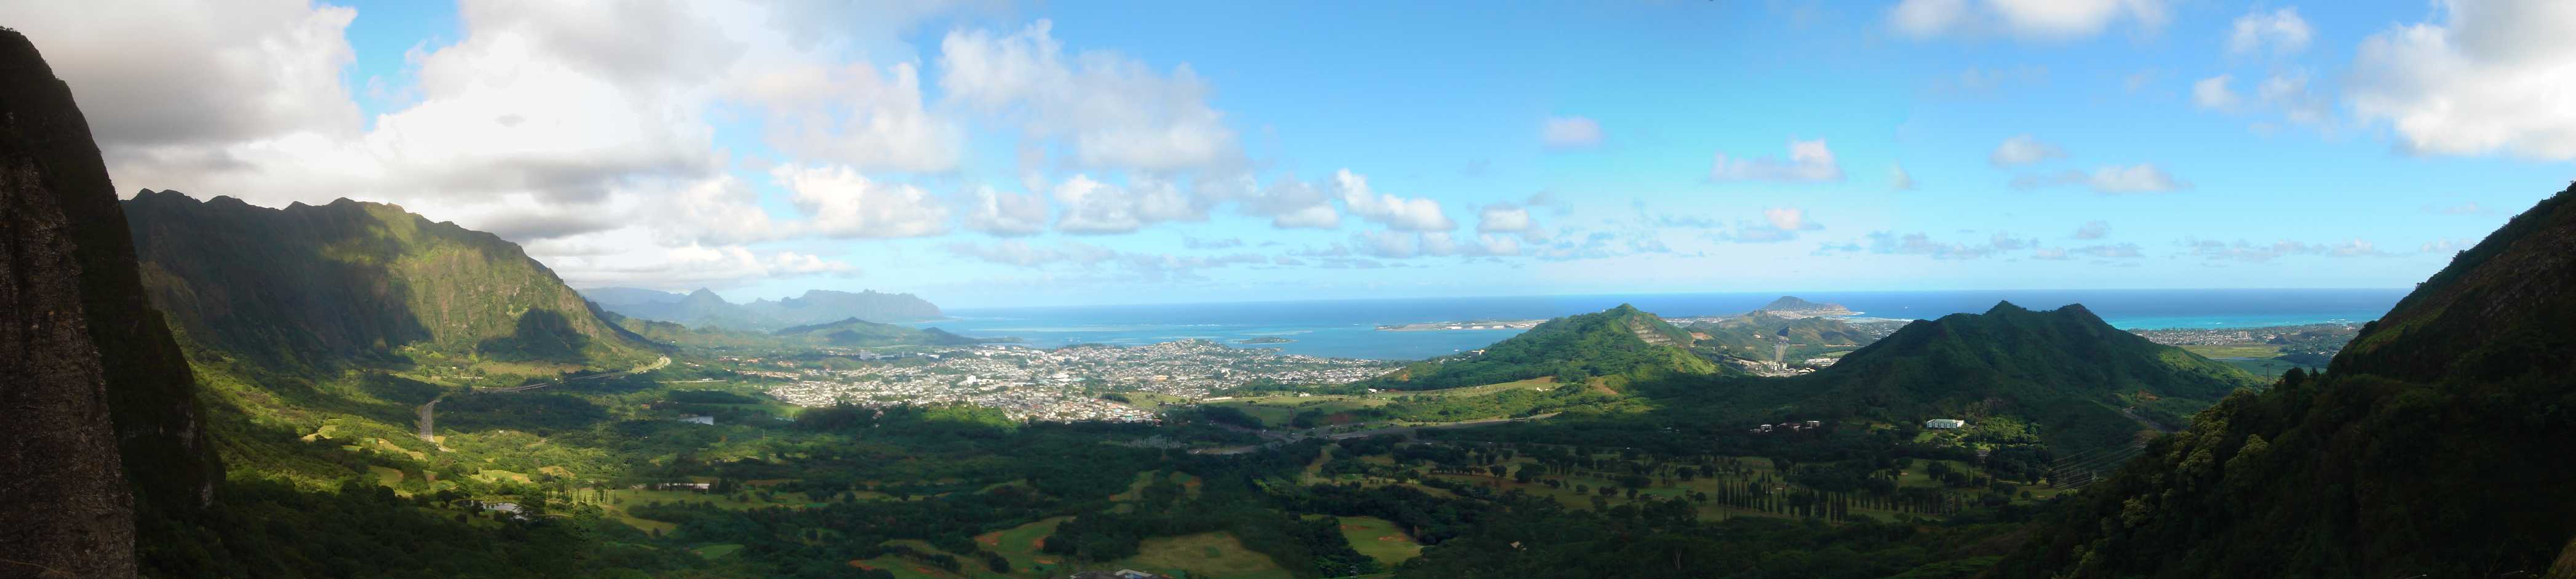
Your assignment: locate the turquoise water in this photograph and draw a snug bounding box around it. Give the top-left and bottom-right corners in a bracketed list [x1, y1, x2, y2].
[912, 289, 2406, 361]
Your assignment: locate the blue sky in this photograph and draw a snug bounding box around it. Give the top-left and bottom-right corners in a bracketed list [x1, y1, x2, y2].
[11, 1, 2572, 308]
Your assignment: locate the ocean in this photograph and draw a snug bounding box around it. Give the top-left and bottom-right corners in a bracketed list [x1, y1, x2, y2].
[910, 289, 2409, 361]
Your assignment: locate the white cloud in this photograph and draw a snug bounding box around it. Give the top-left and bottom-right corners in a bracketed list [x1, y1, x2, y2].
[2014, 164, 2188, 194]
[1239, 176, 1341, 229]
[960, 186, 1048, 236]
[1540, 116, 1604, 148]
[2229, 7, 2314, 55]
[536, 235, 857, 289]
[2193, 74, 2243, 111]
[2073, 220, 2111, 239]
[1890, 0, 2170, 41]
[1890, 164, 1918, 190]
[0, 0, 363, 149]
[1332, 170, 1455, 232]
[1989, 134, 2065, 167]
[2182, 238, 2390, 262]
[1709, 138, 1844, 182]
[939, 20, 1238, 172]
[775, 164, 952, 238]
[2348, 0, 2576, 159]
[734, 61, 961, 172]
[1477, 204, 1535, 234]
[1723, 207, 1824, 243]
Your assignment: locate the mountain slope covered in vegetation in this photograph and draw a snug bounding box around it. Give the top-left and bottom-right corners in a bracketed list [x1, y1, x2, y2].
[1759, 302, 2263, 450]
[1369, 305, 1723, 391]
[124, 190, 656, 374]
[1999, 183, 2576, 578]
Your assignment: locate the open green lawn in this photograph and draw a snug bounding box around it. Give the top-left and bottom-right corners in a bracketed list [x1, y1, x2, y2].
[691, 543, 742, 559]
[976, 516, 1071, 576]
[1110, 532, 1293, 579]
[1334, 516, 1422, 566]
[2217, 357, 2323, 378]
[2180, 345, 2289, 359]
[1366, 377, 1558, 399]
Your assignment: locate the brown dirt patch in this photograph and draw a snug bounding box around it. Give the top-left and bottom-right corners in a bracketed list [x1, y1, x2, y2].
[976, 532, 1001, 546]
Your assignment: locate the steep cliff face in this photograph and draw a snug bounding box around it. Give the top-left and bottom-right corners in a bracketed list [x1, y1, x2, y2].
[122, 190, 659, 374]
[0, 26, 141, 579]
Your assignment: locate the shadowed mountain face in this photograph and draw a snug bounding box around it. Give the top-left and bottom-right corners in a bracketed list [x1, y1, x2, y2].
[1, 27, 220, 579]
[122, 190, 656, 373]
[1999, 184, 2576, 578]
[1770, 301, 2263, 451]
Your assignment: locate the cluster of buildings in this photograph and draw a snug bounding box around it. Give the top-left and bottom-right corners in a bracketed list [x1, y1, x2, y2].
[750, 340, 1397, 422]
[1749, 419, 1824, 434]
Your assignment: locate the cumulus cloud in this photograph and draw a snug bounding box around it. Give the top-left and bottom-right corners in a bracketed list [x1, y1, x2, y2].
[1236, 176, 1341, 229]
[2012, 164, 2188, 194]
[1709, 138, 1844, 182]
[1889, 0, 2170, 41]
[939, 20, 1238, 172]
[2228, 7, 2313, 55]
[734, 61, 961, 172]
[1048, 174, 1204, 234]
[1989, 134, 2065, 167]
[775, 164, 952, 238]
[537, 236, 858, 289]
[2348, 0, 2576, 159]
[1333, 170, 1456, 231]
[1723, 207, 1824, 243]
[2193, 74, 2243, 111]
[0, 0, 364, 149]
[2073, 220, 2111, 239]
[1540, 116, 1604, 148]
[960, 186, 1048, 236]
[1476, 202, 1543, 241]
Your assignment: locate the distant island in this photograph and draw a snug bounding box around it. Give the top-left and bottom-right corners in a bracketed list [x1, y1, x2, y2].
[1234, 337, 1295, 344]
[1376, 319, 1545, 332]
[1751, 295, 1856, 317]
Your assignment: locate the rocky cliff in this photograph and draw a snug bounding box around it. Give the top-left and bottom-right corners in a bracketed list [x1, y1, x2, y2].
[1, 25, 200, 579]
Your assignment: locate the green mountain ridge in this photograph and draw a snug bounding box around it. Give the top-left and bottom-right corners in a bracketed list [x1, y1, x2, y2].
[1689, 311, 1874, 361]
[1370, 303, 1723, 391]
[2000, 183, 2576, 578]
[1765, 301, 2264, 450]
[123, 190, 657, 375]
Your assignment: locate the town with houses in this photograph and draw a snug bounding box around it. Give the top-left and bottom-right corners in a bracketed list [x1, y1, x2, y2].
[733, 340, 1399, 422]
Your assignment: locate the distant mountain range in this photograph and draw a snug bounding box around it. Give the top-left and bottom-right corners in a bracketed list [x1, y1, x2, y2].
[124, 190, 658, 373]
[583, 286, 942, 331]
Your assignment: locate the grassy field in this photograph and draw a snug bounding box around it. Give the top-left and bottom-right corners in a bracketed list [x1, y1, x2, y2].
[1334, 516, 1423, 566]
[977, 516, 1070, 575]
[1109, 532, 1293, 579]
[2180, 345, 2289, 359]
[691, 543, 743, 559]
[1201, 377, 1564, 428]
[2217, 357, 2323, 378]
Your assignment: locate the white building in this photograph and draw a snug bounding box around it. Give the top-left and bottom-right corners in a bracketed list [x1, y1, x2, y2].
[678, 415, 715, 425]
[1924, 418, 1966, 429]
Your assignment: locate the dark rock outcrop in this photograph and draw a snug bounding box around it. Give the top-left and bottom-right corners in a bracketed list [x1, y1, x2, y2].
[0, 26, 140, 578]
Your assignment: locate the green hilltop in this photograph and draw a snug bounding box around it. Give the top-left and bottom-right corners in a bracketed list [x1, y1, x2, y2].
[1999, 183, 2576, 578]
[123, 190, 658, 375]
[1688, 311, 1875, 361]
[1368, 303, 1723, 391]
[1766, 301, 2264, 451]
